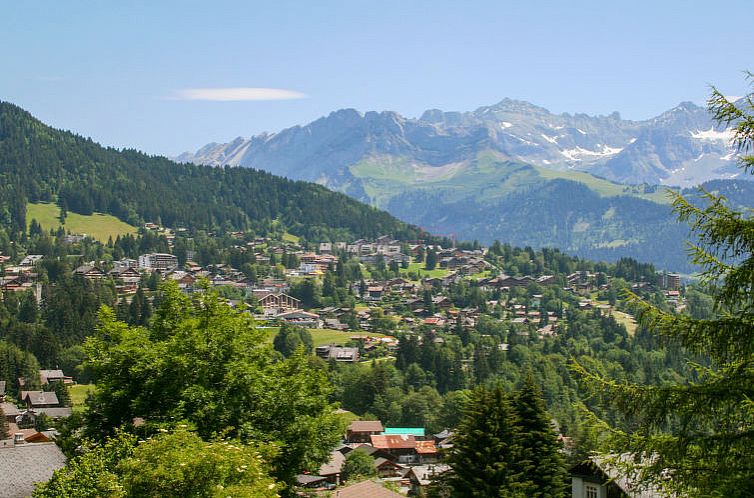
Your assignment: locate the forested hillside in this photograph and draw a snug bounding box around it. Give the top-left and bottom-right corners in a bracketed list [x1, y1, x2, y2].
[0, 101, 425, 242]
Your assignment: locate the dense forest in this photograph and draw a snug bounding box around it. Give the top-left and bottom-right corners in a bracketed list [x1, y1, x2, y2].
[0, 101, 427, 242]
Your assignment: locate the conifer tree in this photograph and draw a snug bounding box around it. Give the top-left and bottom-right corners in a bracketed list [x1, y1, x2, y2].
[578, 76, 754, 496]
[513, 376, 568, 498]
[0, 404, 9, 440]
[445, 385, 526, 497]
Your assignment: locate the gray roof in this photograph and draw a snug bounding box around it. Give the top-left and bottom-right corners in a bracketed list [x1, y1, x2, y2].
[33, 408, 72, 419]
[0, 442, 66, 497]
[1, 402, 21, 417]
[39, 370, 65, 382]
[21, 391, 59, 407]
[319, 450, 345, 476]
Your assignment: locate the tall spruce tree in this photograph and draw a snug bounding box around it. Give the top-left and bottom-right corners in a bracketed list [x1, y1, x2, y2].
[513, 376, 568, 498]
[444, 385, 526, 497]
[578, 76, 754, 496]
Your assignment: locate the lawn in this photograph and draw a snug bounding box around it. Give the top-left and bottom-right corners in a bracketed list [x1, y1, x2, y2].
[612, 310, 638, 336]
[282, 232, 300, 244]
[69, 383, 94, 413]
[401, 262, 450, 280]
[27, 202, 137, 242]
[259, 327, 387, 347]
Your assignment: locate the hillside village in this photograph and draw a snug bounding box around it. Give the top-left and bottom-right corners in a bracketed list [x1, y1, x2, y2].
[1, 222, 688, 496]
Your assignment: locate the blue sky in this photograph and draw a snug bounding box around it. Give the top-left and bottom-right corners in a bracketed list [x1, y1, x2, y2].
[2, 0, 752, 155]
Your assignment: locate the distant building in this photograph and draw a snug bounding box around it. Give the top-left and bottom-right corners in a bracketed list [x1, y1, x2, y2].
[657, 272, 681, 291]
[315, 345, 359, 363]
[138, 253, 178, 270]
[346, 420, 384, 443]
[19, 255, 43, 267]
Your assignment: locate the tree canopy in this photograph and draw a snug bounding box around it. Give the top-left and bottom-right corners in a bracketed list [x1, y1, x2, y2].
[83, 280, 342, 488]
[578, 75, 754, 497]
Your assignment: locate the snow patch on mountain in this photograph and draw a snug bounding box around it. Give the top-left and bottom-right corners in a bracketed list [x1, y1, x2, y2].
[690, 127, 734, 143]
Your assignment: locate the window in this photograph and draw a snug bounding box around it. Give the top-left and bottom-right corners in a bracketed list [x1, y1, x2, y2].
[585, 483, 599, 498]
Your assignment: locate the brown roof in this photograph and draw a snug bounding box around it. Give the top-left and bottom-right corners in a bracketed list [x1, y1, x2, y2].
[334, 479, 403, 498]
[370, 434, 416, 450]
[348, 420, 384, 433]
[415, 440, 438, 454]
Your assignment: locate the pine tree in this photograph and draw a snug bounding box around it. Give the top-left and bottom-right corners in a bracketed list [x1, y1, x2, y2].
[513, 376, 568, 498]
[577, 76, 754, 496]
[425, 248, 438, 270]
[0, 404, 9, 440]
[445, 385, 526, 497]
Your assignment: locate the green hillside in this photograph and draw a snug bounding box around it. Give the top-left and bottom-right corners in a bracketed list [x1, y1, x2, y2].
[27, 202, 137, 242]
[0, 101, 429, 243]
[350, 150, 673, 207]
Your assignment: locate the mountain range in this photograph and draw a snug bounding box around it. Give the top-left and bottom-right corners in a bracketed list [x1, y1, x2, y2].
[177, 99, 752, 272]
[177, 98, 743, 187]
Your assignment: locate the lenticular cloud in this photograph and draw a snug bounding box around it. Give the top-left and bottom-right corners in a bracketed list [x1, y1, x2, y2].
[174, 87, 307, 101]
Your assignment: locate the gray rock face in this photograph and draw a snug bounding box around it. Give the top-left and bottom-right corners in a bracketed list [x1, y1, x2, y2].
[177, 98, 741, 188]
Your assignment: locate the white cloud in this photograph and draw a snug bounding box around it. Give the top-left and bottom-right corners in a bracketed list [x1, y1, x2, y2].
[172, 87, 307, 101]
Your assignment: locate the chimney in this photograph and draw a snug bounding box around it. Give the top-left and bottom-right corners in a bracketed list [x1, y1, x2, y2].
[14, 433, 25, 445]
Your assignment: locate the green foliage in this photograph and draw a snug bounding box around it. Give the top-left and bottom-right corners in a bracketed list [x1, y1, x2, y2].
[273, 323, 314, 358]
[34, 430, 136, 497]
[442, 382, 567, 497]
[35, 429, 281, 498]
[84, 281, 342, 488]
[0, 404, 9, 440]
[0, 101, 427, 242]
[578, 78, 754, 497]
[444, 384, 526, 497]
[341, 450, 377, 482]
[118, 430, 281, 498]
[512, 376, 568, 497]
[0, 339, 40, 397]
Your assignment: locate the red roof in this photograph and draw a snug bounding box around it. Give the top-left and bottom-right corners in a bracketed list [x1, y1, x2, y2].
[415, 440, 438, 454]
[370, 434, 416, 450]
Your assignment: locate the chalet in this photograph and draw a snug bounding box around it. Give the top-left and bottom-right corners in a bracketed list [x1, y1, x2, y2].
[432, 296, 453, 309]
[109, 267, 141, 292]
[73, 265, 106, 280]
[2, 402, 20, 423]
[318, 449, 346, 485]
[346, 420, 384, 443]
[369, 434, 419, 464]
[537, 274, 558, 285]
[407, 464, 450, 496]
[415, 440, 439, 463]
[276, 310, 321, 328]
[333, 479, 404, 498]
[570, 456, 664, 498]
[165, 270, 196, 290]
[19, 255, 43, 267]
[21, 391, 59, 410]
[323, 318, 349, 331]
[295, 474, 330, 490]
[366, 286, 385, 301]
[256, 292, 300, 315]
[39, 370, 71, 386]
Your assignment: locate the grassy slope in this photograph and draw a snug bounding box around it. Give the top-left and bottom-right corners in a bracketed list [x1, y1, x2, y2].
[27, 202, 137, 242]
[349, 150, 673, 206]
[261, 327, 388, 347]
[69, 383, 94, 413]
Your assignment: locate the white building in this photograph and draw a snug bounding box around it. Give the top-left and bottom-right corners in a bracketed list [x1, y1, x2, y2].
[138, 253, 178, 270]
